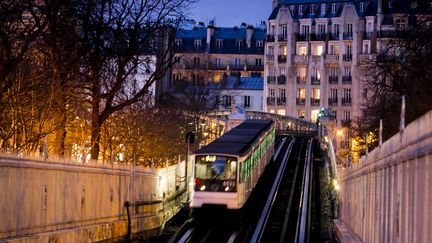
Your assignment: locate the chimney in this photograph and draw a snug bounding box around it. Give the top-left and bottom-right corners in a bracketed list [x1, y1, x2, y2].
[206, 23, 214, 51]
[246, 25, 254, 48]
[378, 0, 382, 13]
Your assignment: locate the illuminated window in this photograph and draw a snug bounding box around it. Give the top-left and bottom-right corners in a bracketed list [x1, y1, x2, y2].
[277, 109, 286, 116]
[298, 45, 308, 55]
[311, 109, 319, 122]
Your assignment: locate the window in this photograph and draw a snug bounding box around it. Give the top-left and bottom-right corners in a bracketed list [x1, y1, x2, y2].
[279, 88, 286, 98]
[312, 67, 321, 80]
[332, 3, 336, 13]
[330, 89, 338, 100]
[310, 4, 315, 14]
[268, 46, 274, 55]
[225, 95, 232, 106]
[313, 45, 323, 56]
[280, 45, 287, 55]
[215, 58, 221, 67]
[269, 88, 275, 97]
[277, 109, 286, 116]
[346, 23, 353, 37]
[321, 3, 326, 14]
[236, 40, 243, 51]
[367, 22, 373, 32]
[299, 5, 304, 15]
[312, 88, 320, 99]
[330, 67, 338, 77]
[343, 110, 351, 122]
[298, 109, 305, 118]
[330, 44, 339, 55]
[298, 88, 306, 99]
[388, 1, 393, 8]
[270, 109, 275, 114]
[290, 5, 295, 15]
[244, 96, 251, 108]
[346, 45, 352, 56]
[301, 25, 310, 36]
[360, 2, 365, 12]
[395, 18, 407, 29]
[318, 24, 326, 35]
[216, 39, 223, 50]
[194, 39, 201, 49]
[280, 24, 288, 39]
[193, 57, 200, 68]
[333, 24, 340, 37]
[255, 58, 262, 67]
[298, 67, 307, 79]
[298, 45, 307, 55]
[343, 88, 352, 99]
[256, 41, 264, 48]
[344, 66, 351, 77]
[311, 109, 319, 122]
[174, 56, 181, 63]
[175, 39, 182, 47]
[234, 58, 241, 67]
[363, 42, 370, 54]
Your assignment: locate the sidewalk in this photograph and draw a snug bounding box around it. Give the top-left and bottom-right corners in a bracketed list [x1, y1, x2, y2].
[334, 219, 363, 243]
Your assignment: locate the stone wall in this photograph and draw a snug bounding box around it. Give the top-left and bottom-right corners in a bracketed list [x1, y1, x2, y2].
[337, 110, 432, 243]
[0, 157, 188, 242]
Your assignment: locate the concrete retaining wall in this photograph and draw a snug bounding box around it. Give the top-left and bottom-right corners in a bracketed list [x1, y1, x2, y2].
[338, 110, 432, 243]
[0, 157, 188, 242]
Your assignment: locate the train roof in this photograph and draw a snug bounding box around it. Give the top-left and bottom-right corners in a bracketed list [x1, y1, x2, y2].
[194, 119, 273, 157]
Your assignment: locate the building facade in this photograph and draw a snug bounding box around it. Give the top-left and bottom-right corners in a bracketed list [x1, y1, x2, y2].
[170, 22, 266, 91]
[264, 0, 429, 152]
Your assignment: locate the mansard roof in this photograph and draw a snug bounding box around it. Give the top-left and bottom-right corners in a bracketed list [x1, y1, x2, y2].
[224, 77, 263, 90]
[175, 26, 266, 40]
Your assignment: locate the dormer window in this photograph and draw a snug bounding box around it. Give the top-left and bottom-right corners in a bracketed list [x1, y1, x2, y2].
[411, 1, 417, 9]
[360, 2, 365, 12]
[194, 39, 201, 50]
[216, 39, 223, 50]
[321, 4, 326, 14]
[236, 40, 243, 51]
[332, 3, 336, 13]
[290, 5, 295, 15]
[389, 1, 393, 9]
[310, 4, 315, 14]
[256, 40, 264, 48]
[175, 39, 182, 47]
[299, 5, 304, 15]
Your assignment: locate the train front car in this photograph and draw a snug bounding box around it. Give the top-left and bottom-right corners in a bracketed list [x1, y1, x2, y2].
[190, 119, 275, 214]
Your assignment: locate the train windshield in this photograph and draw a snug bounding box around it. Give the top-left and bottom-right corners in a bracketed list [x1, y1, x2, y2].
[195, 155, 237, 180]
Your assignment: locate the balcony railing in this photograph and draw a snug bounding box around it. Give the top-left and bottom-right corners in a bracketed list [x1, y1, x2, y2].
[296, 34, 310, 41]
[184, 63, 207, 69]
[329, 33, 340, 40]
[278, 34, 288, 42]
[296, 76, 307, 84]
[277, 97, 286, 105]
[311, 33, 328, 41]
[328, 98, 338, 106]
[311, 55, 323, 62]
[296, 98, 306, 105]
[326, 54, 339, 62]
[266, 55, 274, 62]
[277, 75, 287, 84]
[231, 64, 244, 71]
[310, 98, 320, 106]
[248, 65, 264, 71]
[294, 55, 308, 63]
[278, 55, 287, 63]
[342, 97, 352, 106]
[342, 76, 352, 84]
[378, 30, 397, 38]
[267, 97, 276, 105]
[208, 63, 227, 70]
[266, 34, 275, 42]
[329, 76, 339, 84]
[343, 32, 353, 40]
[343, 54, 352, 62]
[342, 120, 352, 127]
[311, 77, 321, 85]
[267, 76, 276, 84]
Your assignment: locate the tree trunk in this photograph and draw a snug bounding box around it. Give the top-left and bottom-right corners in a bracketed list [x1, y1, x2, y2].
[90, 80, 101, 161]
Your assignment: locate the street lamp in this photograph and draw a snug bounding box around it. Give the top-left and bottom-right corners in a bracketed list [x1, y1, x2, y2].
[185, 132, 195, 203]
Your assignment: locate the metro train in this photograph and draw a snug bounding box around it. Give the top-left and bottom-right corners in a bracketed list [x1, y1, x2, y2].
[190, 119, 275, 211]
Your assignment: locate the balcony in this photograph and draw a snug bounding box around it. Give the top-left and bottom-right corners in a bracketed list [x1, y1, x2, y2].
[294, 55, 308, 63]
[278, 34, 288, 42]
[277, 75, 287, 84]
[342, 76, 352, 84]
[310, 98, 320, 106]
[342, 119, 352, 127]
[363, 31, 375, 40]
[248, 65, 264, 71]
[342, 97, 352, 106]
[296, 98, 306, 105]
[329, 33, 340, 40]
[266, 34, 275, 42]
[329, 76, 339, 84]
[208, 63, 227, 70]
[266, 55, 274, 63]
[267, 97, 276, 105]
[278, 55, 287, 63]
[296, 34, 310, 41]
[184, 63, 207, 70]
[311, 55, 323, 62]
[296, 76, 307, 85]
[277, 97, 286, 105]
[343, 32, 353, 40]
[311, 33, 327, 41]
[311, 76, 321, 85]
[267, 76, 276, 84]
[343, 54, 352, 62]
[328, 98, 338, 106]
[325, 54, 339, 63]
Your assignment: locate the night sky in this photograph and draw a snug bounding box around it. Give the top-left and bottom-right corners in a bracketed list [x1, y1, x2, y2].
[190, 0, 271, 27]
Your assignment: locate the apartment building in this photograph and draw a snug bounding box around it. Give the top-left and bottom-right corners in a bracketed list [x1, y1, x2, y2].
[265, 0, 430, 151]
[170, 22, 266, 90]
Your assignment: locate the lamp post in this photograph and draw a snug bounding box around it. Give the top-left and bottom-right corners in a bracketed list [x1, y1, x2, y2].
[185, 132, 195, 203]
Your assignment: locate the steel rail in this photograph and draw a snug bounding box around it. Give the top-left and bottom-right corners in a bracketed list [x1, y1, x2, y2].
[250, 137, 296, 243]
[295, 138, 313, 243]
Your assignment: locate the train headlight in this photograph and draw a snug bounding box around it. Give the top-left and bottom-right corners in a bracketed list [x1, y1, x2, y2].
[200, 185, 206, 191]
[224, 187, 230, 192]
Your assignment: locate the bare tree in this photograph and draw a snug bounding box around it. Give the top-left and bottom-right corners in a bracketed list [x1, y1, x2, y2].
[73, 0, 196, 160]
